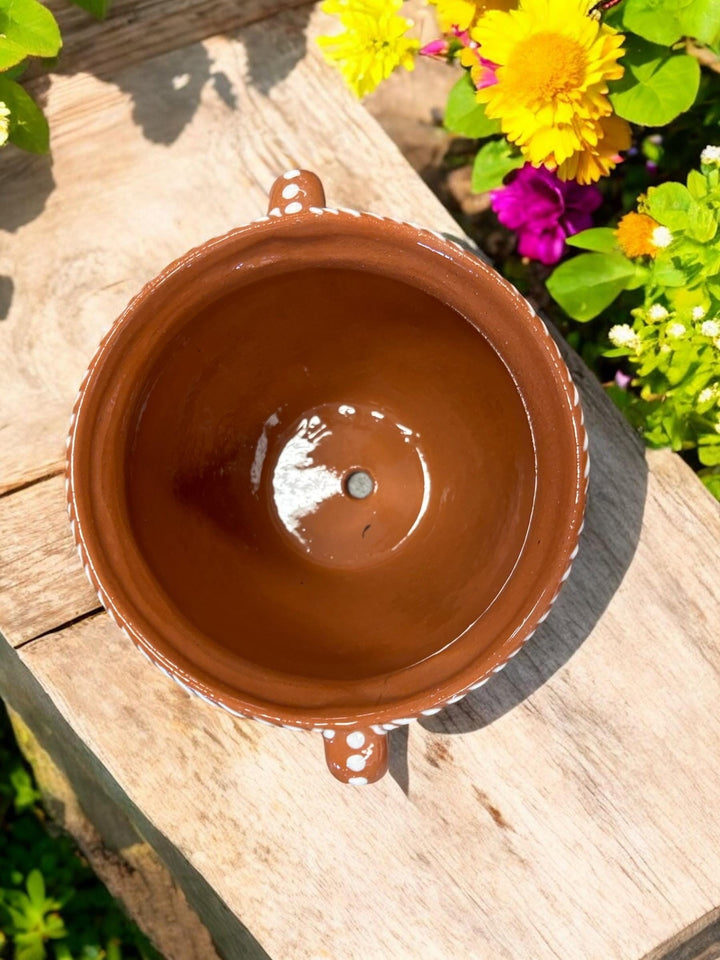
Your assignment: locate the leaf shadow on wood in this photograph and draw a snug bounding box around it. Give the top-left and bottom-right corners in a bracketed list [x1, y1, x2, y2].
[415, 353, 649, 739]
[240, 5, 313, 95]
[0, 276, 15, 320]
[111, 44, 221, 146]
[0, 78, 55, 242]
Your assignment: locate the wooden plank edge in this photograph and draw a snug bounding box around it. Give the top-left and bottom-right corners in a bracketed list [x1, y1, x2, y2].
[0, 631, 273, 960]
[642, 906, 720, 960]
[7, 705, 224, 960]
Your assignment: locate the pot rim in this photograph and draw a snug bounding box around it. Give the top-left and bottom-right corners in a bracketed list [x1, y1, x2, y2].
[66, 204, 588, 730]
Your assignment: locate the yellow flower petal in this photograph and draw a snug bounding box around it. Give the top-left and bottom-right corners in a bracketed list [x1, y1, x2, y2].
[472, 0, 627, 180]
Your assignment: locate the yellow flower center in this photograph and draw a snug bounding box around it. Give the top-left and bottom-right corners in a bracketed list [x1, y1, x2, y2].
[506, 33, 587, 102]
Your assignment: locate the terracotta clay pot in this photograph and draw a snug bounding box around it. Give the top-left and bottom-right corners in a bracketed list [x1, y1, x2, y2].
[67, 170, 588, 785]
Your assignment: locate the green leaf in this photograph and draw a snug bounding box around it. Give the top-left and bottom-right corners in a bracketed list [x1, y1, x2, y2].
[609, 39, 701, 126]
[646, 181, 692, 229]
[699, 466, 720, 499]
[15, 934, 45, 960]
[546, 252, 637, 321]
[0, 0, 61, 65]
[0, 77, 49, 152]
[652, 261, 687, 286]
[444, 72, 500, 138]
[68, 0, 111, 18]
[679, 0, 720, 46]
[565, 227, 618, 253]
[471, 140, 524, 193]
[699, 435, 720, 465]
[25, 870, 45, 911]
[687, 168, 708, 199]
[687, 202, 717, 242]
[619, 0, 686, 46]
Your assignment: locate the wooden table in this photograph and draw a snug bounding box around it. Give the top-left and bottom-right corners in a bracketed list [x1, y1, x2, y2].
[2, 4, 720, 959]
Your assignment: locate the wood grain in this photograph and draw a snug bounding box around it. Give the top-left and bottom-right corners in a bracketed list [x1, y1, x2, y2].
[8, 707, 223, 960]
[0, 10, 463, 495]
[1, 6, 720, 960]
[43, 0, 315, 79]
[0, 474, 98, 644]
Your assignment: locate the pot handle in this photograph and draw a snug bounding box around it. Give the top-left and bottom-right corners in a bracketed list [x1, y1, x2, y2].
[322, 727, 388, 784]
[267, 169, 326, 216]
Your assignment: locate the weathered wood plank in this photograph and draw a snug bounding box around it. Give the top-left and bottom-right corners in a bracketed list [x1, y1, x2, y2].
[43, 0, 315, 79]
[7, 464, 720, 960]
[2, 6, 720, 960]
[0, 633, 270, 960]
[644, 907, 720, 960]
[7, 707, 223, 960]
[0, 474, 98, 644]
[0, 12, 465, 493]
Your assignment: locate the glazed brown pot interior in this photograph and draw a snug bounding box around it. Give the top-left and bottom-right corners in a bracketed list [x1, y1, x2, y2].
[70, 207, 585, 725]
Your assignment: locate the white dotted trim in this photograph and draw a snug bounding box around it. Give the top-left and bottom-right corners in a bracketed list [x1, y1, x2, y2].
[282, 169, 301, 180]
[348, 776, 368, 786]
[64, 200, 588, 741]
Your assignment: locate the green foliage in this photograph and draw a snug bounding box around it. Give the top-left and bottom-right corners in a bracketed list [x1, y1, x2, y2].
[563, 155, 720, 499]
[618, 0, 720, 50]
[0, 0, 61, 70]
[605, 302, 720, 487]
[471, 139, 524, 193]
[0, 705, 162, 960]
[547, 252, 642, 322]
[0, 0, 113, 154]
[609, 38, 701, 127]
[0, 75, 48, 152]
[444, 73, 500, 138]
[66, 0, 110, 19]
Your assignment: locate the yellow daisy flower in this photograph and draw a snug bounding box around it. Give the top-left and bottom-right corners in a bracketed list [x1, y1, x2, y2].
[318, 0, 420, 98]
[430, 0, 515, 33]
[470, 0, 631, 183]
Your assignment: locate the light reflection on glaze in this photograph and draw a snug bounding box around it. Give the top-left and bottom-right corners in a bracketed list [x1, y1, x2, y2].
[250, 411, 279, 493]
[404, 450, 431, 542]
[271, 415, 342, 544]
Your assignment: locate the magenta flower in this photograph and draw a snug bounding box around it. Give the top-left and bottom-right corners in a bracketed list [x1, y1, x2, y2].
[420, 38, 450, 57]
[491, 164, 602, 265]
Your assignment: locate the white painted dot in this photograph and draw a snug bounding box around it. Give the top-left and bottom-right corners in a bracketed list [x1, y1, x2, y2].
[322, 729, 335, 740]
[268, 206, 281, 217]
[382, 723, 397, 731]
[283, 169, 300, 179]
[346, 731, 365, 749]
[348, 776, 368, 785]
[421, 707, 443, 716]
[282, 182, 300, 199]
[284, 201, 303, 214]
[346, 754, 366, 772]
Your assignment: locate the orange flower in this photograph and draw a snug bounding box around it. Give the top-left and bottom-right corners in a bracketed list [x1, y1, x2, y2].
[616, 212, 661, 259]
